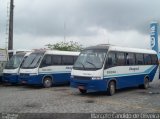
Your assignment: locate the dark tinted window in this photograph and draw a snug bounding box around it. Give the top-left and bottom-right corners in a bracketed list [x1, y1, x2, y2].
[136, 54, 144, 65]
[126, 53, 135, 65]
[62, 56, 74, 65]
[151, 54, 158, 65]
[106, 52, 116, 68]
[52, 55, 61, 65]
[117, 52, 125, 65]
[41, 55, 52, 67]
[40, 55, 77, 67]
[144, 54, 151, 65]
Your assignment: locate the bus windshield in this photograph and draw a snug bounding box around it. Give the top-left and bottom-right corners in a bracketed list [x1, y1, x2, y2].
[73, 49, 107, 70]
[5, 54, 25, 69]
[21, 53, 44, 69]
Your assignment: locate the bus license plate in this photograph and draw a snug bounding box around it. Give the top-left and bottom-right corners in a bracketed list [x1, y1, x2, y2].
[22, 81, 26, 84]
[78, 86, 85, 89]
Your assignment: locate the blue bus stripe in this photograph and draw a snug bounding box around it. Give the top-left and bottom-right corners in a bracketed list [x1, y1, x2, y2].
[104, 65, 157, 78]
[39, 71, 71, 74]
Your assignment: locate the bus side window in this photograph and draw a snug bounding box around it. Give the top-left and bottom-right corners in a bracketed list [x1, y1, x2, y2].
[151, 54, 158, 65]
[136, 54, 144, 65]
[144, 54, 151, 65]
[52, 55, 62, 65]
[40, 55, 52, 67]
[126, 53, 135, 65]
[117, 52, 125, 66]
[62, 56, 74, 65]
[105, 52, 116, 69]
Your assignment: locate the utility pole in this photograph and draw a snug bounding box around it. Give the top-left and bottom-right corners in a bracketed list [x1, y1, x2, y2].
[8, 0, 14, 50]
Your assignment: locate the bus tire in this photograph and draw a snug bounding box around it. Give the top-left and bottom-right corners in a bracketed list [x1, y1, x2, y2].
[43, 77, 52, 88]
[107, 81, 116, 96]
[142, 77, 149, 89]
[79, 89, 87, 94]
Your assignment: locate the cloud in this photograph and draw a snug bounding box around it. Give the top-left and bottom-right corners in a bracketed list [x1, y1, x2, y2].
[14, 28, 150, 50]
[13, 0, 160, 37]
[0, 0, 159, 49]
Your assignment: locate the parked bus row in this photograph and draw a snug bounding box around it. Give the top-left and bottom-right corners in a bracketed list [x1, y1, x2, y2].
[2, 50, 79, 88]
[3, 52, 31, 84]
[1, 44, 159, 96]
[0, 49, 32, 83]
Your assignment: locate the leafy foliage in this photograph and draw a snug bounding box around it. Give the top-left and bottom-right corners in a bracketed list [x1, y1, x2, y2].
[45, 41, 83, 51]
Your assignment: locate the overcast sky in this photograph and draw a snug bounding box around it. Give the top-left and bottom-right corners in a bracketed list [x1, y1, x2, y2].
[0, 0, 160, 49]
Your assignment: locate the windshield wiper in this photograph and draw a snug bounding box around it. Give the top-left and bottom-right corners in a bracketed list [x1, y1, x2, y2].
[34, 57, 41, 67]
[29, 57, 36, 66]
[75, 61, 85, 70]
[86, 60, 97, 68]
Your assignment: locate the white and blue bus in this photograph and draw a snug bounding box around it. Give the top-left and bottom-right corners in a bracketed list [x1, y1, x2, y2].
[19, 50, 80, 88]
[70, 44, 159, 95]
[2, 52, 31, 84]
[8, 49, 31, 59]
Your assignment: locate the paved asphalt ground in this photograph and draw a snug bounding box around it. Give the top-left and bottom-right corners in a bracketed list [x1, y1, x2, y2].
[0, 80, 160, 114]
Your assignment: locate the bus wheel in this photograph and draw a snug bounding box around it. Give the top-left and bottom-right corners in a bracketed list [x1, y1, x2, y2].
[43, 77, 52, 88]
[79, 89, 87, 94]
[107, 81, 116, 96]
[142, 77, 149, 89]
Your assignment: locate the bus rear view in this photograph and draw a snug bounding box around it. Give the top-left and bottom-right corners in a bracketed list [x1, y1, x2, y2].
[70, 44, 159, 95]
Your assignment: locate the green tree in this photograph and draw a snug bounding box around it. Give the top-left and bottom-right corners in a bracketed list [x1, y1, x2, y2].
[45, 41, 83, 51]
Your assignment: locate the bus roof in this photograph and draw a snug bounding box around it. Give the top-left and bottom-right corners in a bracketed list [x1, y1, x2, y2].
[14, 51, 32, 56]
[109, 46, 157, 54]
[32, 50, 80, 56]
[85, 44, 157, 54]
[8, 49, 32, 53]
[85, 45, 109, 50]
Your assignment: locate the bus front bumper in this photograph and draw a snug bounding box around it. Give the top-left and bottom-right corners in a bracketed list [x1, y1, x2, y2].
[2, 73, 19, 84]
[70, 78, 107, 92]
[19, 74, 43, 85]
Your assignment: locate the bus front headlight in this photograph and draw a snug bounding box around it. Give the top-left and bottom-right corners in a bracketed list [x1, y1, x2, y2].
[11, 73, 18, 75]
[70, 75, 74, 79]
[92, 77, 101, 80]
[29, 73, 37, 76]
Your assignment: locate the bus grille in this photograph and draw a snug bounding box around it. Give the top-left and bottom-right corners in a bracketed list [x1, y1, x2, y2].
[20, 73, 30, 77]
[74, 76, 91, 80]
[3, 73, 11, 76]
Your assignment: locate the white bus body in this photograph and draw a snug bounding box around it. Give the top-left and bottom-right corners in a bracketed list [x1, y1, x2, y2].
[8, 49, 31, 59]
[19, 50, 80, 88]
[71, 44, 159, 95]
[2, 52, 31, 84]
